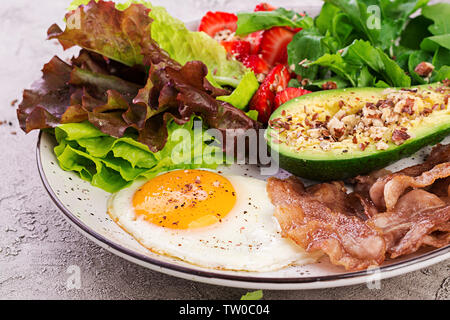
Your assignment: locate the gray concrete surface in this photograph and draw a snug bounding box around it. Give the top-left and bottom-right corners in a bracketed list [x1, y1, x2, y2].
[0, 0, 449, 300]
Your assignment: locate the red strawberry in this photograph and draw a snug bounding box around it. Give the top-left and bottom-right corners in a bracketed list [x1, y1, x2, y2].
[198, 12, 238, 38]
[241, 54, 270, 75]
[265, 64, 291, 91]
[221, 40, 251, 60]
[260, 27, 295, 66]
[274, 87, 312, 109]
[250, 64, 291, 123]
[254, 3, 277, 12]
[249, 86, 276, 124]
[244, 31, 264, 55]
[287, 27, 303, 33]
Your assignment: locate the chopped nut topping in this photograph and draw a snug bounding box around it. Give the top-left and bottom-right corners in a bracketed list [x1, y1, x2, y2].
[414, 62, 435, 78]
[271, 86, 449, 153]
[392, 129, 411, 145]
[322, 81, 338, 90]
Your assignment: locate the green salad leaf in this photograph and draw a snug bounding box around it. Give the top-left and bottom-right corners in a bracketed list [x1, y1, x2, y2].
[287, 28, 334, 81]
[240, 290, 263, 301]
[308, 40, 411, 88]
[217, 71, 259, 110]
[67, 0, 246, 87]
[236, 8, 313, 36]
[54, 118, 223, 193]
[325, 0, 429, 52]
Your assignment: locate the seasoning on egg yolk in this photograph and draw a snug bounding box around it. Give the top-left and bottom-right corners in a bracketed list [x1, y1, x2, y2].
[132, 170, 237, 230]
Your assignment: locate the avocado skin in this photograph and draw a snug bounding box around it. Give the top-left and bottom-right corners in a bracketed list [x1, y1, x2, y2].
[266, 84, 450, 181]
[270, 128, 450, 181]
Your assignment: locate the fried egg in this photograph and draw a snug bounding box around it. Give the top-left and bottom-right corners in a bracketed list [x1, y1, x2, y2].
[108, 169, 321, 272]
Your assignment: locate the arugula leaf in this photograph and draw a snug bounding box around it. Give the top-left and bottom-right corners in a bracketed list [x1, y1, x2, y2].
[308, 53, 358, 87]
[400, 15, 433, 50]
[432, 66, 450, 82]
[309, 40, 411, 88]
[240, 290, 263, 301]
[236, 8, 313, 35]
[287, 28, 332, 81]
[421, 35, 450, 52]
[325, 0, 429, 52]
[408, 50, 433, 84]
[422, 3, 450, 36]
[315, 2, 355, 48]
[305, 76, 350, 90]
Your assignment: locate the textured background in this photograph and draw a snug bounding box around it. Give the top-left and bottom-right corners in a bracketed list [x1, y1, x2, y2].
[0, 0, 449, 300]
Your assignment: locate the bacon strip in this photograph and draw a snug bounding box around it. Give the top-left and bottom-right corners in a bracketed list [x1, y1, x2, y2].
[268, 144, 450, 271]
[267, 177, 386, 271]
[368, 190, 450, 258]
[355, 144, 450, 210]
[383, 163, 450, 209]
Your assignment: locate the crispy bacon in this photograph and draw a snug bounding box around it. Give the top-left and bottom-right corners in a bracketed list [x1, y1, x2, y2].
[267, 177, 386, 271]
[383, 163, 450, 209]
[268, 144, 450, 271]
[368, 190, 450, 258]
[354, 144, 450, 210]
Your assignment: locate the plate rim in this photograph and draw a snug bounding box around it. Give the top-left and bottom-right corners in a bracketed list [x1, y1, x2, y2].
[36, 131, 450, 289]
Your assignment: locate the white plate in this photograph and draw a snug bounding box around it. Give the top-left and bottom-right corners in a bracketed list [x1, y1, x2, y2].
[36, 7, 449, 290]
[37, 131, 450, 290]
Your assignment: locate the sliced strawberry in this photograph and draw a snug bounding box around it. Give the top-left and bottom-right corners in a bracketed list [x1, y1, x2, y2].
[265, 64, 291, 91]
[241, 54, 270, 75]
[221, 40, 251, 60]
[249, 87, 275, 124]
[287, 27, 303, 33]
[198, 12, 238, 39]
[260, 27, 295, 67]
[244, 31, 264, 55]
[250, 64, 291, 123]
[254, 3, 277, 12]
[274, 87, 312, 109]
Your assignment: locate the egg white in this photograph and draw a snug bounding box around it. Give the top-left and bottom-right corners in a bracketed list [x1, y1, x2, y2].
[108, 174, 322, 272]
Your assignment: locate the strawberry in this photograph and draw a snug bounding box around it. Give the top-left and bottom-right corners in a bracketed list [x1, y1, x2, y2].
[249, 86, 276, 124]
[260, 27, 295, 67]
[265, 64, 291, 91]
[287, 27, 303, 33]
[254, 3, 277, 11]
[241, 54, 270, 75]
[244, 31, 264, 55]
[198, 12, 238, 39]
[274, 87, 312, 109]
[250, 64, 291, 123]
[221, 40, 251, 60]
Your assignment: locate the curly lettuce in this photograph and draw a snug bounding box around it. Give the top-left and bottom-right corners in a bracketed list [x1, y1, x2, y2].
[67, 0, 246, 87]
[54, 117, 222, 193]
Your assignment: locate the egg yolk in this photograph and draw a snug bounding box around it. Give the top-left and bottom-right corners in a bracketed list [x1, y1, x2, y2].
[132, 170, 237, 230]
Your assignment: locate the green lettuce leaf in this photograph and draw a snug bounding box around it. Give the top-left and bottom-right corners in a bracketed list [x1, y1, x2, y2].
[54, 117, 223, 193]
[68, 0, 246, 87]
[217, 71, 259, 110]
[240, 290, 263, 301]
[236, 8, 313, 36]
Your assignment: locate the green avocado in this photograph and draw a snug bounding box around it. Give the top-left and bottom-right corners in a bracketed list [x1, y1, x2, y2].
[266, 83, 450, 181]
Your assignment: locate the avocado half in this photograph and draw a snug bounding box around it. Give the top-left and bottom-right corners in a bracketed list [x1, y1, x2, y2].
[266, 84, 450, 181]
